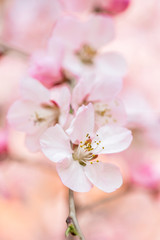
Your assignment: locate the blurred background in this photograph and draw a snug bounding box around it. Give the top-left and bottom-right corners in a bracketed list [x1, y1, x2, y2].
[0, 0, 160, 239]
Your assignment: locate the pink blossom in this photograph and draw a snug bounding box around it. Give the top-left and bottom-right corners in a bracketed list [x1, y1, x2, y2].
[40, 104, 132, 192]
[122, 89, 160, 147]
[59, 0, 90, 13]
[130, 162, 160, 189]
[92, 0, 130, 15]
[7, 78, 71, 152]
[49, 15, 128, 77]
[72, 73, 126, 129]
[29, 39, 65, 88]
[0, 129, 8, 157]
[2, 0, 62, 52]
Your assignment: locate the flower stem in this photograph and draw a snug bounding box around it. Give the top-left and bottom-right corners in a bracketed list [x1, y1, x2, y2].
[66, 189, 85, 240]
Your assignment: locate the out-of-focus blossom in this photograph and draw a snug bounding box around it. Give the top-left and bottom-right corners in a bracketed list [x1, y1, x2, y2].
[29, 38, 78, 88]
[40, 104, 132, 192]
[123, 89, 160, 147]
[59, 0, 130, 16]
[29, 39, 65, 88]
[0, 128, 8, 158]
[59, 0, 90, 13]
[7, 78, 71, 152]
[2, 0, 63, 52]
[50, 14, 126, 77]
[91, 0, 130, 15]
[130, 161, 160, 189]
[72, 73, 126, 129]
[119, 89, 160, 189]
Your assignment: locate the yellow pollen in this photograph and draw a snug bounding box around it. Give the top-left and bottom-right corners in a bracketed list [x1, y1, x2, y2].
[102, 147, 104, 149]
[96, 160, 99, 163]
[90, 162, 93, 164]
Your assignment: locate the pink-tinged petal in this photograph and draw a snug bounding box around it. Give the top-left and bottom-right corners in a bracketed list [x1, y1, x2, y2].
[50, 85, 71, 126]
[40, 125, 72, 163]
[52, 15, 84, 50]
[59, 0, 89, 13]
[62, 51, 86, 77]
[72, 75, 94, 110]
[57, 159, 93, 192]
[7, 100, 44, 134]
[66, 104, 94, 144]
[0, 129, 8, 155]
[72, 73, 122, 109]
[20, 77, 50, 103]
[94, 125, 132, 154]
[29, 52, 63, 88]
[95, 52, 127, 77]
[83, 15, 114, 49]
[103, 0, 130, 15]
[87, 74, 122, 102]
[94, 98, 127, 129]
[84, 162, 122, 193]
[52, 15, 114, 50]
[25, 130, 45, 152]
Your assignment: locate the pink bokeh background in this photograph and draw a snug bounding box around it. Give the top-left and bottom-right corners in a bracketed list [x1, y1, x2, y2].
[0, 0, 159, 239]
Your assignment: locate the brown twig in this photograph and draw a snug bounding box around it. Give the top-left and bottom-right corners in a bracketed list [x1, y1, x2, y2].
[66, 189, 85, 240]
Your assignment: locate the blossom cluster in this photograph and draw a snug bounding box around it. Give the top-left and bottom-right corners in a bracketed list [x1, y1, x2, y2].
[7, 1, 132, 193]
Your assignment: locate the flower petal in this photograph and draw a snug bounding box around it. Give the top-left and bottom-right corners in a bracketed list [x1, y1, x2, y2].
[57, 159, 93, 192]
[84, 15, 114, 49]
[93, 125, 132, 154]
[94, 98, 127, 129]
[95, 52, 127, 77]
[7, 100, 44, 134]
[72, 74, 94, 110]
[50, 85, 71, 126]
[52, 14, 114, 50]
[25, 130, 44, 152]
[72, 73, 122, 108]
[40, 125, 72, 162]
[87, 74, 122, 102]
[20, 77, 50, 103]
[85, 162, 122, 193]
[66, 104, 94, 144]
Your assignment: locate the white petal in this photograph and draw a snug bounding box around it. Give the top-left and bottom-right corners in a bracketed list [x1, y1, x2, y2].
[87, 74, 122, 102]
[20, 77, 50, 103]
[7, 100, 45, 134]
[72, 74, 94, 110]
[95, 52, 127, 77]
[94, 125, 132, 154]
[66, 104, 94, 144]
[94, 98, 127, 129]
[50, 85, 71, 126]
[25, 130, 44, 152]
[85, 162, 122, 193]
[57, 159, 93, 192]
[40, 125, 72, 162]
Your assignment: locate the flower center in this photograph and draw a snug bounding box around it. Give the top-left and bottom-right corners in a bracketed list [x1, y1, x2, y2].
[75, 44, 97, 65]
[94, 102, 117, 128]
[32, 103, 60, 127]
[72, 133, 103, 166]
